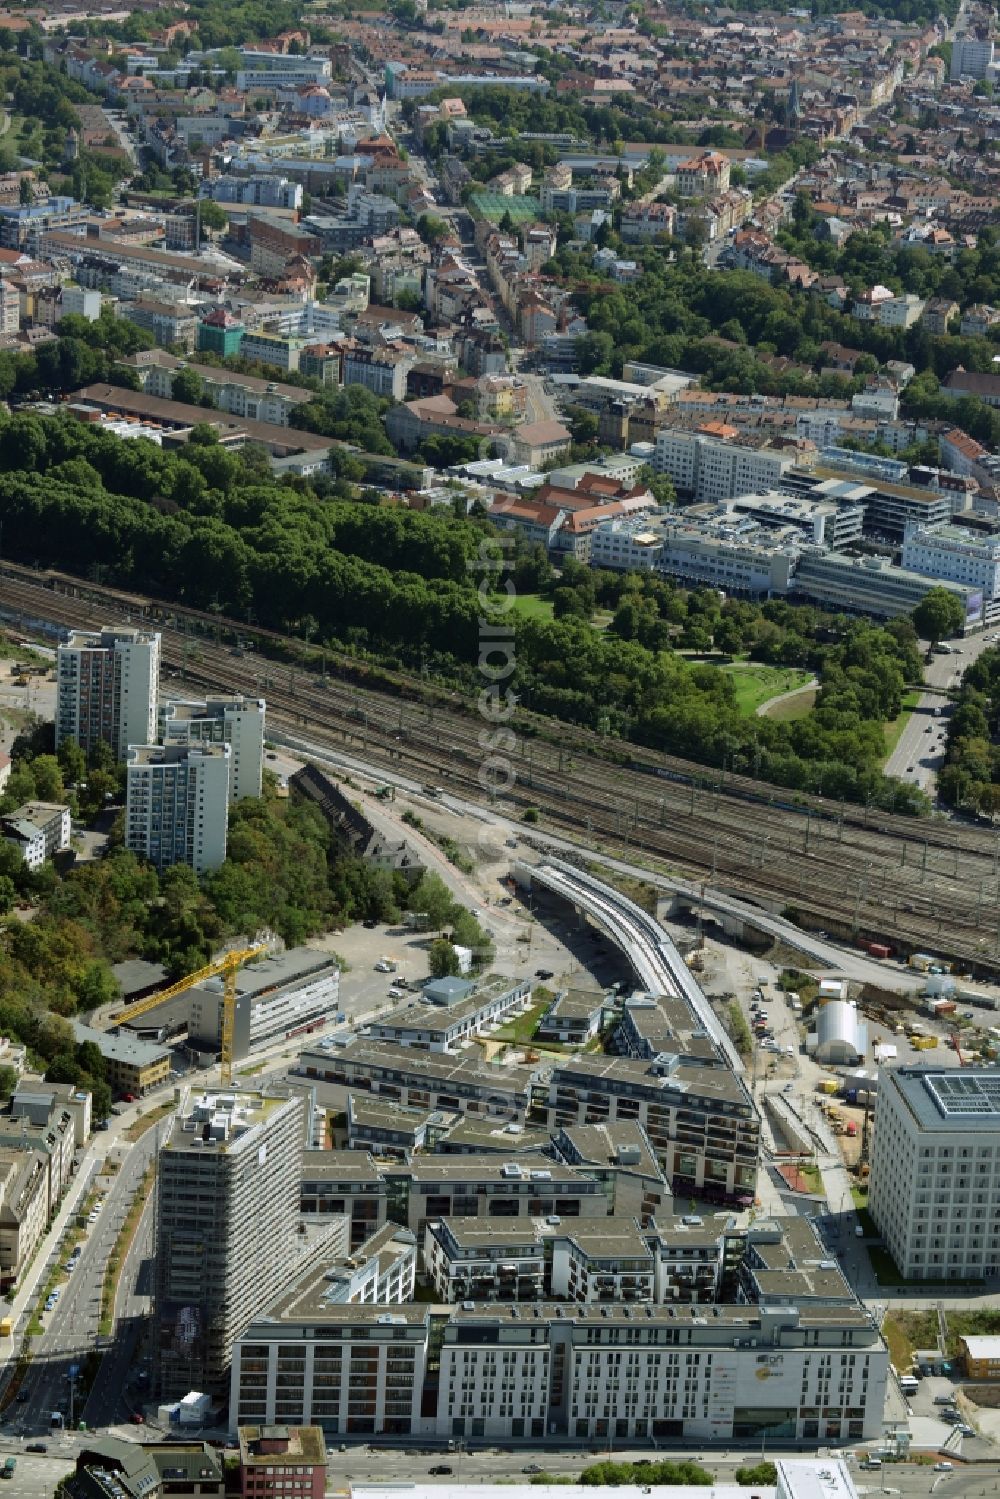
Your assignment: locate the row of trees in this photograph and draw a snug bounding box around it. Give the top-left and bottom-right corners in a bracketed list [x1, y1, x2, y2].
[939, 647, 1000, 819]
[0, 403, 937, 813]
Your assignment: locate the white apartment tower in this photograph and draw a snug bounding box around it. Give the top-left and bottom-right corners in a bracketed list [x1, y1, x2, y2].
[155, 1087, 305, 1399]
[56, 627, 161, 760]
[125, 743, 230, 874]
[870, 1067, 1000, 1280]
[159, 695, 266, 802]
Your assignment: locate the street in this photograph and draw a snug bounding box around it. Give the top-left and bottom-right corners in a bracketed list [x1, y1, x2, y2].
[885, 632, 994, 796]
[12, 1130, 158, 1438]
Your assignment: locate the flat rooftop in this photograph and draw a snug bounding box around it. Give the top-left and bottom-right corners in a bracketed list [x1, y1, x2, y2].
[893, 1067, 1000, 1128]
[302, 1039, 537, 1093]
[551, 1052, 753, 1111]
[433, 1216, 542, 1252]
[394, 1151, 589, 1186]
[553, 1122, 665, 1181]
[165, 1088, 293, 1153]
[300, 1148, 381, 1182]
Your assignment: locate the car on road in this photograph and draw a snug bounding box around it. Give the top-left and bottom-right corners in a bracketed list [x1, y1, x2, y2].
[535, 969, 553, 980]
[523, 1464, 543, 1474]
[934, 1461, 953, 1471]
[362, 919, 377, 929]
[25, 1444, 46, 1454]
[15, 1390, 28, 1402]
[429, 1466, 452, 1475]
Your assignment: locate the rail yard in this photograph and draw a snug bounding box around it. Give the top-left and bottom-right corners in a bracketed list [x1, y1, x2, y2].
[2, 559, 1000, 974]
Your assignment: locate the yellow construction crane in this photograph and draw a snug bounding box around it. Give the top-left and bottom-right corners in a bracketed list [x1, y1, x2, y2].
[108, 941, 274, 1086]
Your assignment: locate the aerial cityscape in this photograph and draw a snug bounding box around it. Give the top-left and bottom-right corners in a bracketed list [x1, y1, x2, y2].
[0, 0, 995, 1496]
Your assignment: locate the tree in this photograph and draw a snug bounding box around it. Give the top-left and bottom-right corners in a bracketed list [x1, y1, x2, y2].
[735, 1463, 777, 1486]
[429, 937, 461, 978]
[198, 199, 228, 234]
[912, 588, 965, 646]
[416, 213, 448, 245]
[410, 872, 456, 932]
[57, 737, 86, 788]
[171, 368, 206, 406]
[0, 1064, 16, 1100]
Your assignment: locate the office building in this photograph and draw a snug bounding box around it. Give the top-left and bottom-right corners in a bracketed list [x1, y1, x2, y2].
[730, 490, 864, 550]
[56, 626, 161, 760]
[655, 511, 800, 597]
[870, 1068, 1000, 1280]
[951, 32, 995, 78]
[902, 523, 1000, 613]
[653, 424, 806, 502]
[159, 695, 266, 803]
[792, 550, 979, 626]
[126, 743, 230, 875]
[156, 1087, 305, 1398]
[186, 949, 340, 1061]
[201, 175, 303, 210]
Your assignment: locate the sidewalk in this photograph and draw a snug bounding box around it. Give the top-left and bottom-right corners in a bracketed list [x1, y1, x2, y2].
[0, 1103, 144, 1373]
[2, 1155, 98, 1359]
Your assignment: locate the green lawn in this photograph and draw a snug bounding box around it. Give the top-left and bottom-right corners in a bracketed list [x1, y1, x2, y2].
[764, 686, 817, 722]
[492, 995, 552, 1045]
[509, 593, 554, 622]
[719, 662, 812, 717]
[882, 688, 921, 763]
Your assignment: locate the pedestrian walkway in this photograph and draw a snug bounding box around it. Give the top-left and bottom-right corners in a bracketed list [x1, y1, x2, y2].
[0, 1155, 98, 1374]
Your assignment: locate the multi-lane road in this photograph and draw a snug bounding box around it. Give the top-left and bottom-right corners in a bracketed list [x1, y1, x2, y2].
[12, 1129, 158, 1438]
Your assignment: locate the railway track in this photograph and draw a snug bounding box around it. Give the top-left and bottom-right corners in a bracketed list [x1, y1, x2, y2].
[3, 562, 1000, 973]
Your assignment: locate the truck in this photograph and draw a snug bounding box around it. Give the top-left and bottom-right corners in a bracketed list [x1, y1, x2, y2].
[868, 943, 891, 960]
[0, 1317, 12, 1337]
[818, 1079, 839, 1096]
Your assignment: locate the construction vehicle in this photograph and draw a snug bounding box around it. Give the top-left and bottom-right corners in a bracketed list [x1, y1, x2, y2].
[951, 1032, 965, 1066]
[108, 939, 275, 1086]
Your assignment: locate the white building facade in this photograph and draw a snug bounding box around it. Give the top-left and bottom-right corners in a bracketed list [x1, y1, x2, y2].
[125, 743, 230, 874]
[159, 695, 266, 802]
[56, 627, 161, 760]
[870, 1068, 1000, 1280]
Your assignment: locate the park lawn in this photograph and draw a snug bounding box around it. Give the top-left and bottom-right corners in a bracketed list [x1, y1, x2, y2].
[882, 689, 922, 763]
[764, 686, 817, 722]
[509, 593, 554, 623]
[718, 662, 812, 717]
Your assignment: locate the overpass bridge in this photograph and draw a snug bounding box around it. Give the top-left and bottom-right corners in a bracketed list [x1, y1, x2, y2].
[522, 858, 745, 1075]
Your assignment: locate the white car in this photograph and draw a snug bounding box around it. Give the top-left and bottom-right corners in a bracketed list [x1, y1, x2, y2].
[374, 961, 394, 974]
[934, 1461, 953, 1471]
